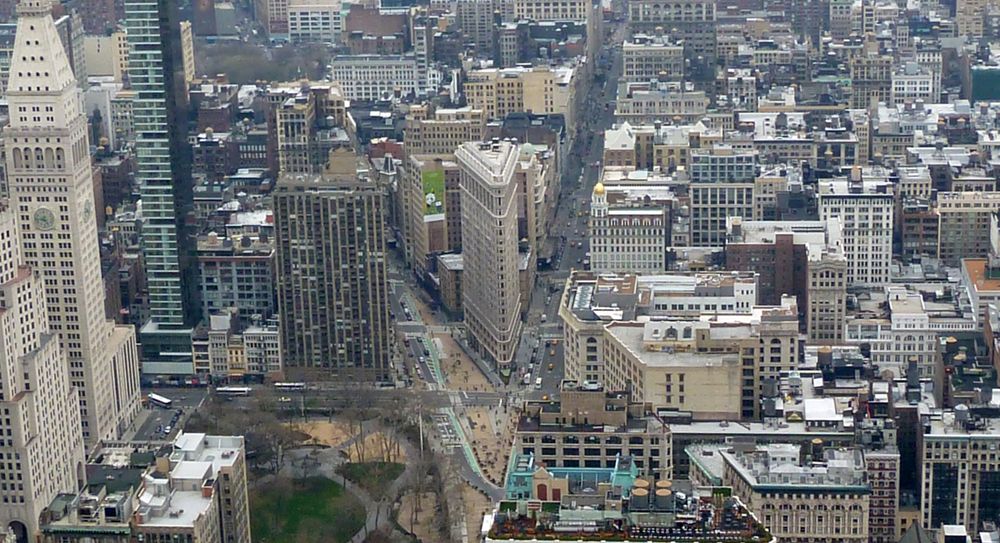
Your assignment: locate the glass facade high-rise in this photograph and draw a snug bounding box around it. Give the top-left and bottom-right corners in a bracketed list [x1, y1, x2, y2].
[126, 0, 201, 372]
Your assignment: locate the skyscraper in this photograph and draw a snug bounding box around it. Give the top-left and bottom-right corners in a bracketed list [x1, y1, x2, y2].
[456, 140, 523, 371]
[273, 168, 392, 381]
[0, 204, 85, 543]
[4, 0, 140, 444]
[125, 0, 201, 372]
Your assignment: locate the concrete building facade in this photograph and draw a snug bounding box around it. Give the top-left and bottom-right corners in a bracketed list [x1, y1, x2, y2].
[516, 382, 673, 480]
[817, 172, 894, 288]
[600, 297, 799, 421]
[936, 192, 1000, 266]
[457, 141, 523, 371]
[329, 55, 422, 101]
[589, 181, 673, 273]
[621, 34, 684, 84]
[288, 0, 342, 44]
[920, 410, 1000, 532]
[6, 0, 141, 443]
[559, 272, 759, 386]
[196, 233, 276, 323]
[725, 218, 848, 344]
[463, 65, 578, 127]
[273, 171, 392, 382]
[134, 433, 251, 543]
[627, 0, 717, 63]
[690, 444, 871, 543]
[0, 204, 86, 542]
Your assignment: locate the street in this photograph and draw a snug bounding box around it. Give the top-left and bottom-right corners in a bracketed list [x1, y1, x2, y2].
[378, 17, 628, 404]
[132, 387, 208, 441]
[347, 16, 630, 500]
[511, 18, 626, 402]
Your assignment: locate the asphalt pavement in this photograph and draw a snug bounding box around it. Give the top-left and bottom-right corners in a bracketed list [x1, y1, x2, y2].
[132, 387, 208, 441]
[511, 20, 625, 401]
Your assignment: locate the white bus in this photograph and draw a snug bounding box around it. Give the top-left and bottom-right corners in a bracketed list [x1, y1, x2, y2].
[274, 382, 306, 391]
[147, 393, 173, 409]
[216, 386, 252, 397]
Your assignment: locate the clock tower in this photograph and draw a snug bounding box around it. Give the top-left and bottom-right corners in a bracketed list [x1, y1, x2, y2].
[3, 0, 141, 446]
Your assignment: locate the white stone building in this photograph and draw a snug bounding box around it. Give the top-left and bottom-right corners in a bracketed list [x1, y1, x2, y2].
[622, 34, 684, 83]
[457, 141, 523, 371]
[890, 62, 935, 105]
[613, 81, 709, 125]
[817, 169, 894, 287]
[0, 203, 85, 541]
[845, 286, 941, 379]
[589, 181, 674, 273]
[4, 0, 141, 444]
[329, 55, 422, 101]
[288, 0, 342, 44]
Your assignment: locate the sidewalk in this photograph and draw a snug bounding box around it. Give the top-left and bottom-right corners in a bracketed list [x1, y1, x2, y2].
[453, 335, 505, 389]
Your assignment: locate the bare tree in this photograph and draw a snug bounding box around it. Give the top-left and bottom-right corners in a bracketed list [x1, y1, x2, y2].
[338, 385, 381, 463]
[405, 455, 436, 533]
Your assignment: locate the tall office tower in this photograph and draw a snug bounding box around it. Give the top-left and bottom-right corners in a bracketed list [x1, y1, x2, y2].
[4, 0, 140, 444]
[126, 0, 201, 372]
[0, 205, 85, 542]
[400, 104, 485, 266]
[65, 0, 116, 34]
[456, 140, 523, 372]
[274, 169, 392, 381]
[52, 9, 86, 87]
[410, 8, 434, 91]
[179, 20, 195, 87]
[268, 82, 346, 175]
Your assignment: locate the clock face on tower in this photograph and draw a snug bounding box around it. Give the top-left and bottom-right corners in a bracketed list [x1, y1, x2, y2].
[33, 207, 55, 231]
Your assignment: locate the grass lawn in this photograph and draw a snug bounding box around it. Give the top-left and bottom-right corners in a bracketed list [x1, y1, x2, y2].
[337, 462, 405, 494]
[252, 476, 365, 542]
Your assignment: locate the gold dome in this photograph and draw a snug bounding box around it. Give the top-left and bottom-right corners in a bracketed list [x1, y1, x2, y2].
[593, 182, 605, 195]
